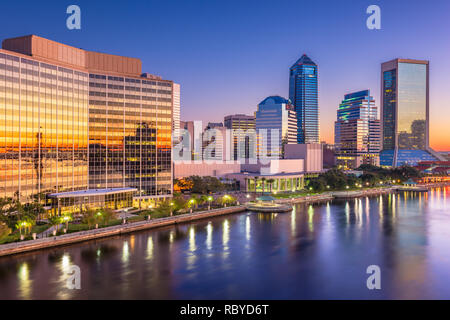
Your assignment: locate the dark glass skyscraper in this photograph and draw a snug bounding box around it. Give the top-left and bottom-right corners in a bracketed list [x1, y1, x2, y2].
[289, 54, 319, 144]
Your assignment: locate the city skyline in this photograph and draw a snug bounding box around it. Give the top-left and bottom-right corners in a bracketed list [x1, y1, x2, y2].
[0, 0, 448, 151]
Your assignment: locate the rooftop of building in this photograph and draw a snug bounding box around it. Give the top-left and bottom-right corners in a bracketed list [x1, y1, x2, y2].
[381, 58, 429, 66]
[1, 34, 165, 80]
[259, 96, 291, 106]
[343, 90, 372, 101]
[48, 188, 138, 199]
[290, 54, 317, 68]
[224, 114, 255, 120]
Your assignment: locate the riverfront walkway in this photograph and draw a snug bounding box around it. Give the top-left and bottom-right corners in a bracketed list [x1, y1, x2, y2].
[0, 186, 400, 257]
[0, 205, 246, 257]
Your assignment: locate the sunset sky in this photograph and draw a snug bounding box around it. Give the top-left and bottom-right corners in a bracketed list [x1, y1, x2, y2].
[1, 0, 449, 150]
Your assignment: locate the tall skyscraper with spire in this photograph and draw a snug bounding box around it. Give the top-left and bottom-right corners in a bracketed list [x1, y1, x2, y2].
[289, 54, 319, 144]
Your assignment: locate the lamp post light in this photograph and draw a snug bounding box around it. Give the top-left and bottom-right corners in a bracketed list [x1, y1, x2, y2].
[223, 195, 230, 208]
[207, 196, 213, 210]
[96, 212, 102, 229]
[189, 199, 195, 213]
[63, 216, 70, 233]
[170, 202, 174, 217]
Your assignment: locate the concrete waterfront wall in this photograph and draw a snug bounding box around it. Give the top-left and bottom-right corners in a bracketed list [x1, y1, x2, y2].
[276, 193, 334, 204]
[0, 206, 246, 257]
[332, 187, 395, 199]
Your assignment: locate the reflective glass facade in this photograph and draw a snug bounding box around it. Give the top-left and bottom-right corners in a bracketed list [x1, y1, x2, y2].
[289, 54, 319, 143]
[89, 75, 173, 197]
[380, 59, 437, 166]
[0, 51, 89, 201]
[0, 35, 174, 206]
[397, 62, 427, 150]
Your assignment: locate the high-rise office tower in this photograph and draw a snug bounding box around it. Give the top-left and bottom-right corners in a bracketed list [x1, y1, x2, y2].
[224, 114, 255, 161]
[0, 35, 174, 212]
[334, 90, 381, 169]
[380, 59, 443, 166]
[289, 54, 319, 144]
[255, 96, 297, 159]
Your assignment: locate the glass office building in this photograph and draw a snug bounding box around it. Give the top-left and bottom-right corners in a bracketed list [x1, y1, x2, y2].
[0, 35, 173, 210]
[255, 96, 297, 159]
[0, 41, 89, 202]
[289, 54, 319, 144]
[380, 59, 441, 166]
[334, 90, 381, 169]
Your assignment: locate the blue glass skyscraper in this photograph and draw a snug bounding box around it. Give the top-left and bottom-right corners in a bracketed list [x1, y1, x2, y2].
[289, 54, 319, 144]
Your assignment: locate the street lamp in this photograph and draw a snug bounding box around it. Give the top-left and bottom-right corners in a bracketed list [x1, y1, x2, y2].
[207, 196, 213, 210]
[223, 195, 230, 207]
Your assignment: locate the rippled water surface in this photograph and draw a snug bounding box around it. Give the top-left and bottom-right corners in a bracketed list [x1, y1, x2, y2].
[0, 187, 449, 299]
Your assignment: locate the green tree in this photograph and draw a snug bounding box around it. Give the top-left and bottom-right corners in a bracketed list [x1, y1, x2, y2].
[261, 177, 267, 194]
[15, 216, 35, 236]
[218, 195, 236, 207]
[0, 222, 11, 240]
[187, 196, 198, 209]
[99, 208, 116, 226]
[81, 208, 99, 230]
[172, 194, 187, 213]
[267, 179, 275, 193]
[61, 212, 73, 230]
[309, 178, 326, 192]
[253, 177, 259, 193]
[199, 195, 209, 207]
[153, 200, 173, 217]
[0, 197, 17, 228]
[48, 215, 62, 233]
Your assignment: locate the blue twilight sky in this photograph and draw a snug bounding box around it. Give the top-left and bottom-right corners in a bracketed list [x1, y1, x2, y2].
[1, 0, 449, 150]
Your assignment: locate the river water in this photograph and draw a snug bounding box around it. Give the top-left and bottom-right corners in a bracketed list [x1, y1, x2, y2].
[0, 187, 449, 299]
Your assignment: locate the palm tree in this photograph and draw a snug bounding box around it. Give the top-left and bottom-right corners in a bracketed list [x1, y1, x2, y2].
[267, 179, 275, 193]
[99, 208, 116, 226]
[253, 177, 259, 193]
[48, 215, 62, 233]
[62, 212, 73, 230]
[199, 195, 209, 208]
[261, 177, 267, 194]
[189, 195, 200, 209]
[219, 195, 236, 207]
[81, 208, 97, 230]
